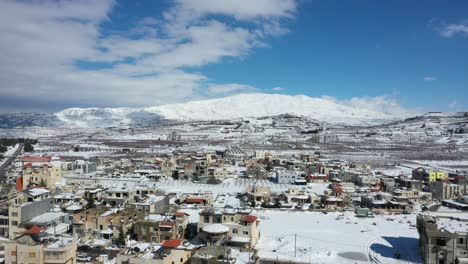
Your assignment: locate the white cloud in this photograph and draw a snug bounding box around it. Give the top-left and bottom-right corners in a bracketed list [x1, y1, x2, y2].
[0, 0, 298, 111]
[207, 84, 257, 94]
[438, 22, 468, 38]
[325, 95, 417, 118]
[272, 87, 286, 91]
[423, 76, 437, 81]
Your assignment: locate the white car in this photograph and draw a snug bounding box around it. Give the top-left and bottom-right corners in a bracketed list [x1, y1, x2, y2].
[77, 255, 92, 262]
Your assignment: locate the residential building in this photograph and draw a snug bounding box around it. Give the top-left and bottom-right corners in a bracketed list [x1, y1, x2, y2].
[4, 234, 77, 264]
[417, 215, 468, 264]
[198, 209, 260, 248]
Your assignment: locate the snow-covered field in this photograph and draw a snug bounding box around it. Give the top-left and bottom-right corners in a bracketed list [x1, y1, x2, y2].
[0, 143, 20, 166]
[151, 178, 329, 196]
[255, 211, 420, 264]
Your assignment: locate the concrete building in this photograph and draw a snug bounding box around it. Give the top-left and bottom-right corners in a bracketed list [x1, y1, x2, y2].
[275, 170, 301, 184]
[7, 188, 54, 239]
[430, 182, 466, 200]
[20, 163, 62, 191]
[125, 195, 169, 217]
[116, 239, 194, 264]
[198, 209, 260, 249]
[72, 160, 97, 174]
[4, 235, 77, 264]
[417, 215, 468, 264]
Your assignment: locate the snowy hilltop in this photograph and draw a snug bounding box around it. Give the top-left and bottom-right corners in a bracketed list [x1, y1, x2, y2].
[0, 93, 421, 128]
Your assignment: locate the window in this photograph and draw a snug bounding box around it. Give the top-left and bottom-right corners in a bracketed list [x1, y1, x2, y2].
[29, 252, 36, 258]
[243, 231, 249, 235]
[11, 212, 18, 217]
[232, 228, 238, 234]
[12, 221, 18, 226]
[204, 216, 210, 223]
[180, 258, 183, 263]
[459, 238, 465, 245]
[436, 238, 446, 246]
[11, 251, 17, 256]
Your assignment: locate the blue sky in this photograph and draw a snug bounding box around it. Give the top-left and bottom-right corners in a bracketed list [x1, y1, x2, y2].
[0, 0, 466, 113]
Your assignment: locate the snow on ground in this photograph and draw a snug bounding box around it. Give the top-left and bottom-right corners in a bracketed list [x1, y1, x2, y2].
[0, 143, 20, 166]
[254, 211, 420, 264]
[412, 160, 468, 167]
[373, 166, 414, 176]
[213, 194, 242, 208]
[153, 178, 329, 196]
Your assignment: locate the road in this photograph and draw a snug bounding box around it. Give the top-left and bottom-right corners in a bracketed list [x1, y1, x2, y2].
[0, 143, 23, 182]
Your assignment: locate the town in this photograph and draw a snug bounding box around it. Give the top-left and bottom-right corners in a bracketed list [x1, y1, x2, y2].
[0, 121, 467, 264]
[1, 0, 468, 264]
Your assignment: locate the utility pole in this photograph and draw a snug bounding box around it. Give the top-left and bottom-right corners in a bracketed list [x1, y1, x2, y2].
[294, 233, 297, 258]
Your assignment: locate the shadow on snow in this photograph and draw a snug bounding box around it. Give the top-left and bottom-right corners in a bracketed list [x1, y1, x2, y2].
[370, 236, 421, 263]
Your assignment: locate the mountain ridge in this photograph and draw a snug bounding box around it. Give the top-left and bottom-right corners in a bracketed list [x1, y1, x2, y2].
[0, 93, 423, 128]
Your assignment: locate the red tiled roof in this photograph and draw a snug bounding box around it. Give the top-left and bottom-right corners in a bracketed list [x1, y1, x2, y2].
[333, 188, 343, 193]
[159, 221, 175, 228]
[22, 156, 52, 162]
[23, 163, 33, 168]
[24, 224, 42, 235]
[243, 215, 258, 223]
[161, 239, 182, 248]
[184, 197, 204, 204]
[174, 212, 189, 217]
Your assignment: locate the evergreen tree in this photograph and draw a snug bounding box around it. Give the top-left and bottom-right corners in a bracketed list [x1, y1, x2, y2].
[85, 194, 95, 209]
[116, 225, 126, 246]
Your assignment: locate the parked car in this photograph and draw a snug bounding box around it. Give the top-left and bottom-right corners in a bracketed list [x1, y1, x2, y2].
[77, 255, 92, 262]
[77, 245, 92, 251]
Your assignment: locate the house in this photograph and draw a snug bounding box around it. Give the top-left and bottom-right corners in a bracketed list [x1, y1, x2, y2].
[72, 208, 140, 241]
[190, 246, 259, 264]
[116, 239, 195, 264]
[20, 162, 62, 191]
[179, 193, 213, 206]
[244, 186, 271, 204]
[281, 189, 311, 205]
[413, 168, 448, 183]
[198, 209, 260, 248]
[72, 160, 97, 174]
[7, 188, 54, 239]
[133, 215, 178, 243]
[275, 170, 302, 184]
[4, 234, 77, 264]
[360, 192, 409, 212]
[307, 173, 329, 182]
[417, 215, 468, 264]
[125, 195, 169, 217]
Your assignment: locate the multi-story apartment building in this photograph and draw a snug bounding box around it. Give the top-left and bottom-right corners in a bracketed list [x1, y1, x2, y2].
[20, 163, 62, 191]
[430, 182, 467, 200]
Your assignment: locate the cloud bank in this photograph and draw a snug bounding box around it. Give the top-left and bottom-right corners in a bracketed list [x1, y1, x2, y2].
[0, 0, 297, 111]
[0, 0, 415, 117]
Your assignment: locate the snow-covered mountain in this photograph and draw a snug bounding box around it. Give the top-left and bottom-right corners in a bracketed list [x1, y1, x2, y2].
[146, 94, 401, 124]
[0, 94, 417, 128]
